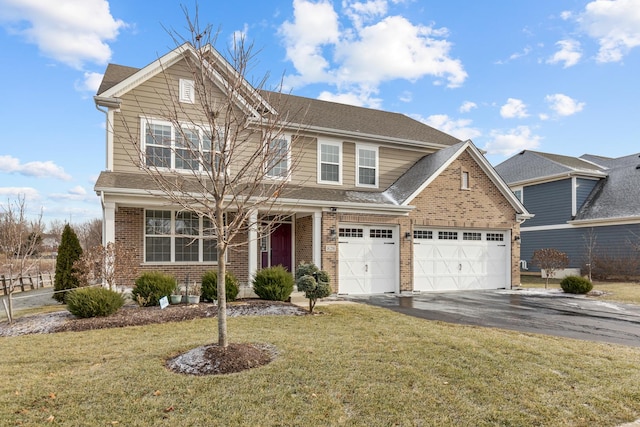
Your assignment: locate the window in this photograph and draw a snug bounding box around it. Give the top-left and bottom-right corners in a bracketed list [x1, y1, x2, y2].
[438, 231, 458, 240]
[356, 145, 378, 187]
[463, 232, 482, 241]
[179, 79, 195, 103]
[370, 229, 393, 239]
[144, 210, 218, 263]
[513, 187, 523, 202]
[461, 171, 470, 189]
[339, 228, 363, 238]
[486, 233, 504, 241]
[266, 137, 289, 178]
[413, 230, 433, 240]
[142, 118, 222, 172]
[318, 140, 342, 184]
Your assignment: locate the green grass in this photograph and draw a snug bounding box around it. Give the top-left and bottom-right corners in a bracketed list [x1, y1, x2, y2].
[2, 304, 640, 426]
[520, 274, 640, 304]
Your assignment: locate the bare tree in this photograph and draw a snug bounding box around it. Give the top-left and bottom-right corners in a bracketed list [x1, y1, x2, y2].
[74, 242, 139, 290]
[582, 228, 597, 282]
[76, 218, 103, 250]
[120, 10, 304, 348]
[531, 248, 570, 289]
[0, 196, 44, 323]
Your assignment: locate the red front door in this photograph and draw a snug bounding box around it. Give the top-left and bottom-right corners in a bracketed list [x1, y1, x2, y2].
[270, 223, 292, 271]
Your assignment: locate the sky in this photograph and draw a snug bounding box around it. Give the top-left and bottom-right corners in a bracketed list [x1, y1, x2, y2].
[0, 0, 639, 225]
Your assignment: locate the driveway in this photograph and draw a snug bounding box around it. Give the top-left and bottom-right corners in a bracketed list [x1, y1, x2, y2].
[347, 289, 640, 347]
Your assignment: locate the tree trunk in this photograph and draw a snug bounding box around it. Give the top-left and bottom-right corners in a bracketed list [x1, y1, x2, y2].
[217, 209, 228, 348]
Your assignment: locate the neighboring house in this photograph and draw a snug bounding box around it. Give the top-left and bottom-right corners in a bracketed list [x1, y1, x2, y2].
[93, 42, 530, 294]
[495, 150, 640, 276]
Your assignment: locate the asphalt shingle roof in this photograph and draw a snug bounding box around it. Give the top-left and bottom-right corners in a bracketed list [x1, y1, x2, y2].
[494, 149, 640, 222]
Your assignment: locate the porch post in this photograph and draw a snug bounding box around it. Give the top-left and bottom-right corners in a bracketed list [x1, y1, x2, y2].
[313, 211, 322, 269]
[248, 210, 258, 284]
[103, 201, 116, 246]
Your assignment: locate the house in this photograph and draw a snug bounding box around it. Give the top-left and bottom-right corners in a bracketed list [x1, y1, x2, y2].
[495, 150, 640, 278]
[93, 42, 530, 294]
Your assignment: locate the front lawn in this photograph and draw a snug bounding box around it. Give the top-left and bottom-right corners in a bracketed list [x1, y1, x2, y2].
[2, 304, 640, 426]
[520, 274, 640, 304]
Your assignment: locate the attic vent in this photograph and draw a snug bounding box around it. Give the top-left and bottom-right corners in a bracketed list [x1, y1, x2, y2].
[179, 79, 195, 104]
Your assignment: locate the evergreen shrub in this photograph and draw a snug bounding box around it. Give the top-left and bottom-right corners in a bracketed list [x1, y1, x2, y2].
[66, 287, 125, 318]
[131, 272, 177, 307]
[252, 266, 294, 301]
[560, 275, 594, 294]
[201, 270, 239, 302]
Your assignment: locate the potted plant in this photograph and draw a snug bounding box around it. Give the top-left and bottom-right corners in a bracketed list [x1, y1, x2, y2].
[187, 283, 201, 304]
[170, 284, 182, 305]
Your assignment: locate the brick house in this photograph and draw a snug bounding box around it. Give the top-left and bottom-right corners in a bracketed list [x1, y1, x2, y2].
[94, 43, 531, 294]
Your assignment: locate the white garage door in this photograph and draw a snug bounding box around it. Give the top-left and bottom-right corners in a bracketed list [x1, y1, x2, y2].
[338, 225, 398, 294]
[413, 229, 509, 291]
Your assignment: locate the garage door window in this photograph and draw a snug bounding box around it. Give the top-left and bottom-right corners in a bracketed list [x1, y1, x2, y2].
[486, 233, 504, 241]
[438, 231, 458, 240]
[339, 228, 363, 238]
[463, 232, 482, 241]
[413, 230, 433, 239]
[370, 229, 393, 238]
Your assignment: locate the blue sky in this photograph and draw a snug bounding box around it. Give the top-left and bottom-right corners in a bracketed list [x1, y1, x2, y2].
[1, 0, 639, 225]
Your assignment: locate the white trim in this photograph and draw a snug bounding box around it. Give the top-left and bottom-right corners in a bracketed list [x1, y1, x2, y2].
[356, 144, 379, 188]
[571, 176, 577, 216]
[317, 138, 343, 185]
[103, 200, 116, 245]
[568, 217, 640, 227]
[506, 171, 607, 188]
[313, 212, 322, 269]
[461, 170, 470, 190]
[248, 211, 258, 282]
[265, 133, 291, 181]
[521, 224, 572, 232]
[106, 109, 115, 171]
[512, 186, 523, 203]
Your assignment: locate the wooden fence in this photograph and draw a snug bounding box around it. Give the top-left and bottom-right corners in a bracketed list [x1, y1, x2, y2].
[1, 272, 54, 295]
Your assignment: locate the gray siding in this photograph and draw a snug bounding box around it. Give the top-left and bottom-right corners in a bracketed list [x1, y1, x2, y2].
[576, 178, 599, 211]
[522, 179, 572, 227]
[520, 223, 640, 271]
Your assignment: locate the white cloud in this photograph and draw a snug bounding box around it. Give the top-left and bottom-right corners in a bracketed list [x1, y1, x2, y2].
[0, 155, 71, 180]
[0, 187, 40, 200]
[279, 0, 467, 105]
[459, 101, 477, 113]
[495, 46, 531, 65]
[578, 0, 640, 63]
[398, 91, 412, 102]
[317, 89, 382, 108]
[545, 93, 585, 116]
[0, 0, 125, 69]
[74, 71, 103, 92]
[500, 98, 529, 119]
[484, 126, 542, 156]
[49, 186, 94, 202]
[547, 39, 582, 68]
[416, 114, 481, 141]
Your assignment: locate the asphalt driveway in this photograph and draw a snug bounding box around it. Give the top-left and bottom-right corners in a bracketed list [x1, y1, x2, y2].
[347, 289, 640, 347]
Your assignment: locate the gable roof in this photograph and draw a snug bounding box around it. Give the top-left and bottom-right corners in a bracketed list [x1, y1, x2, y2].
[96, 43, 460, 150]
[495, 149, 640, 223]
[385, 140, 528, 214]
[572, 153, 640, 223]
[494, 150, 607, 185]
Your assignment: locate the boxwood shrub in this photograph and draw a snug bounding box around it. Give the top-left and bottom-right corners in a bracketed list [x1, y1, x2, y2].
[201, 270, 239, 302]
[66, 287, 125, 318]
[252, 266, 294, 301]
[560, 275, 594, 294]
[131, 272, 177, 307]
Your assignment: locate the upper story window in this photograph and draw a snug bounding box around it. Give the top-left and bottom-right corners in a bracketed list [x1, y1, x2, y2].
[144, 209, 217, 263]
[142, 118, 222, 173]
[179, 79, 195, 104]
[266, 136, 290, 179]
[318, 140, 342, 184]
[513, 187, 523, 202]
[461, 171, 470, 189]
[356, 145, 378, 187]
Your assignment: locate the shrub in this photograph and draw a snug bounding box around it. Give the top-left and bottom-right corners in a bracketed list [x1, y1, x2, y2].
[201, 270, 239, 302]
[295, 262, 331, 313]
[560, 275, 594, 294]
[53, 224, 83, 303]
[252, 266, 294, 301]
[131, 272, 177, 307]
[66, 287, 125, 318]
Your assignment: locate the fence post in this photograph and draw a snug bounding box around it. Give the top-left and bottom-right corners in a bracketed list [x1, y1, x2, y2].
[1, 275, 6, 296]
[18, 276, 25, 292]
[28, 275, 35, 290]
